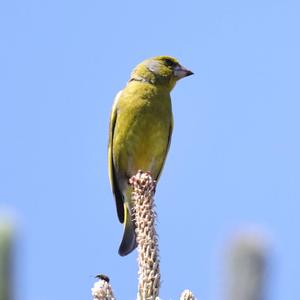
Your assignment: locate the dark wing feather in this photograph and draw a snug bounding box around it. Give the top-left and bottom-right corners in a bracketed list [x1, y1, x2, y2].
[108, 91, 124, 223]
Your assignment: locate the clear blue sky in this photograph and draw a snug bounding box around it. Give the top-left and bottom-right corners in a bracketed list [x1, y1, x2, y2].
[1, 0, 299, 299]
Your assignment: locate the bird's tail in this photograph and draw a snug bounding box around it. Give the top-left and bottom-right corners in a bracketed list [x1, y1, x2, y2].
[118, 202, 137, 256]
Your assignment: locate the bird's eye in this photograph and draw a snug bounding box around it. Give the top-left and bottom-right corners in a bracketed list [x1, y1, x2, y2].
[164, 59, 175, 67]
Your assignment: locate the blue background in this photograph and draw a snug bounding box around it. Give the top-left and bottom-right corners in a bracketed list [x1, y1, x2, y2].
[1, 0, 299, 299]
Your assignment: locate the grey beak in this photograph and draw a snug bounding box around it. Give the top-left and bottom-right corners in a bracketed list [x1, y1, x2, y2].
[185, 70, 194, 76]
[174, 65, 194, 79]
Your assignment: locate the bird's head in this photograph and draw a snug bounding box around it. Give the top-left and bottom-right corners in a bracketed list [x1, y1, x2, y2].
[130, 56, 193, 91]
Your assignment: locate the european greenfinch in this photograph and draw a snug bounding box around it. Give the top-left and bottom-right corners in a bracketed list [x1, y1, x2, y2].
[108, 56, 193, 256]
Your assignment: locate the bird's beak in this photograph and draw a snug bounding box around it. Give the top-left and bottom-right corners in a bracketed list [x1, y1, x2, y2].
[174, 64, 194, 79]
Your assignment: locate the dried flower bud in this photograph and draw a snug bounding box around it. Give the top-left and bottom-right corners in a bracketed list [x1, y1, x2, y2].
[91, 279, 115, 300]
[130, 171, 160, 300]
[180, 290, 197, 300]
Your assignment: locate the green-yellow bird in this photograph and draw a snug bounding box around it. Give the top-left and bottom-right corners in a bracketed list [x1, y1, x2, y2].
[108, 56, 193, 256]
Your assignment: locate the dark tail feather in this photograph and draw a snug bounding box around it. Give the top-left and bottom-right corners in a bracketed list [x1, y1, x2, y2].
[118, 205, 137, 256]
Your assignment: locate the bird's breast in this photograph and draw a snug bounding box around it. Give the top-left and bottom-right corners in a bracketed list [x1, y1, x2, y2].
[113, 88, 172, 179]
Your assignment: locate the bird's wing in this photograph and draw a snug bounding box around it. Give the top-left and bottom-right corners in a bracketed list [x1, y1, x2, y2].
[156, 114, 174, 180]
[108, 90, 125, 223]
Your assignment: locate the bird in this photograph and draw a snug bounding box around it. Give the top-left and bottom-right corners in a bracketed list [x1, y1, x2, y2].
[108, 56, 193, 256]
